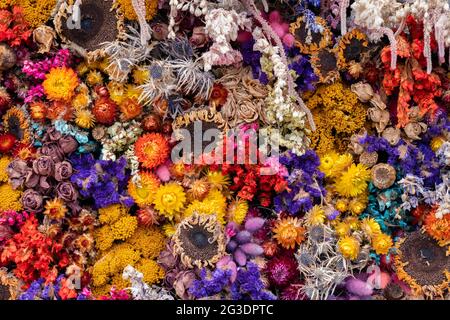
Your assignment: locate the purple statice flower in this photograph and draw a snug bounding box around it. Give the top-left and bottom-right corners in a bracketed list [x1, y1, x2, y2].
[189, 268, 233, 299]
[358, 134, 400, 165]
[70, 154, 134, 209]
[240, 39, 269, 85]
[289, 55, 318, 92]
[19, 278, 45, 300]
[230, 263, 276, 300]
[22, 49, 72, 80]
[274, 150, 326, 215]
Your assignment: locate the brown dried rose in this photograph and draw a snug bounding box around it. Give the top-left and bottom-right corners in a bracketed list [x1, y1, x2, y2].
[173, 270, 196, 300]
[40, 142, 64, 162]
[46, 127, 63, 141]
[58, 135, 78, 154]
[32, 156, 55, 176]
[22, 189, 43, 212]
[7, 159, 30, 189]
[55, 182, 78, 202]
[54, 161, 73, 181]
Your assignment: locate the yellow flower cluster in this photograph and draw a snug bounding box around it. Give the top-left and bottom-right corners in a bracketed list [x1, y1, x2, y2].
[2, 0, 57, 27]
[307, 82, 367, 155]
[0, 183, 22, 212]
[113, 0, 158, 21]
[95, 204, 138, 251]
[333, 216, 392, 259]
[92, 226, 166, 296]
[0, 156, 11, 183]
[320, 152, 371, 202]
[184, 189, 227, 224]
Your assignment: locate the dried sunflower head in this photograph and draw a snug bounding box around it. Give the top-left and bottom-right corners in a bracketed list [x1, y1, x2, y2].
[54, 0, 124, 60]
[290, 16, 332, 55]
[173, 213, 225, 268]
[394, 231, 450, 299]
[337, 29, 369, 71]
[311, 48, 339, 84]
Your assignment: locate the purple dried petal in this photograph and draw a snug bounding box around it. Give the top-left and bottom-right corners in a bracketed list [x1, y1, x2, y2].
[345, 278, 373, 297]
[240, 243, 263, 256]
[244, 217, 265, 232]
[234, 248, 247, 266]
[235, 230, 252, 244]
[226, 240, 238, 252]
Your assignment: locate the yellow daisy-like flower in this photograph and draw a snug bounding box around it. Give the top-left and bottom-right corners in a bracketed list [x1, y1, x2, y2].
[184, 190, 227, 224]
[334, 221, 351, 237]
[72, 92, 90, 110]
[74, 109, 96, 129]
[360, 217, 381, 239]
[348, 196, 367, 215]
[338, 235, 360, 260]
[162, 223, 177, 237]
[319, 152, 338, 177]
[344, 216, 360, 230]
[44, 198, 67, 220]
[431, 136, 446, 152]
[304, 205, 326, 226]
[0, 156, 11, 183]
[42, 67, 79, 102]
[372, 233, 393, 255]
[226, 198, 249, 225]
[125, 85, 142, 100]
[332, 154, 354, 177]
[273, 217, 306, 249]
[128, 172, 160, 207]
[108, 82, 126, 105]
[206, 170, 230, 190]
[133, 68, 150, 85]
[76, 62, 89, 76]
[335, 163, 371, 197]
[86, 70, 103, 86]
[153, 183, 186, 219]
[335, 199, 348, 212]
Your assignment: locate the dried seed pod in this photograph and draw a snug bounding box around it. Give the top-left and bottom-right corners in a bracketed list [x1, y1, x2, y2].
[359, 151, 378, 168]
[371, 163, 396, 189]
[382, 127, 401, 146]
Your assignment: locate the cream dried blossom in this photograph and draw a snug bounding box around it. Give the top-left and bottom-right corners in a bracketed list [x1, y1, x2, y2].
[123, 265, 174, 300]
[251, 26, 310, 155]
[99, 121, 143, 161]
[202, 8, 252, 71]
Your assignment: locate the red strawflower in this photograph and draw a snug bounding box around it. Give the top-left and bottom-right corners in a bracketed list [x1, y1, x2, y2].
[265, 255, 299, 288]
[92, 97, 117, 125]
[0, 133, 16, 153]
